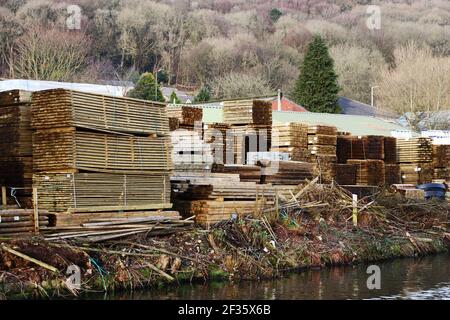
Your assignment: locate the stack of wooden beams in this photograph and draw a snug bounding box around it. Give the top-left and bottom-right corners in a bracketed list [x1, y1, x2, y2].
[271, 123, 308, 162]
[334, 164, 357, 185]
[0, 90, 33, 207]
[337, 136, 385, 163]
[171, 129, 213, 173]
[231, 125, 272, 164]
[384, 137, 398, 164]
[385, 164, 401, 186]
[171, 173, 295, 226]
[203, 123, 231, 165]
[432, 145, 450, 182]
[397, 138, 433, 185]
[0, 208, 50, 237]
[259, 160, 314, 185]
[31, 89, 173, 218]
[347, 159, 385, 186]
[212, 164, 261, 182]
[223, 99, 272, 126]
[166, 106, 203, 126]
[31, 89, 169, 135]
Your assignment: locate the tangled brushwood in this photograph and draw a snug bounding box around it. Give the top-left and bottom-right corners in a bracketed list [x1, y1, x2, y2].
[1, 181, 449, 298]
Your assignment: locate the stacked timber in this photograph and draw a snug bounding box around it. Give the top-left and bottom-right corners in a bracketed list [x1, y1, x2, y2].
[397, 138, 433, 185]
[33, 173, 171, 213]
[259, 160, 314, 185]
[223, 99, 272, 126]
[231, 125, 272, 164]
[203, 123, 231, 165]
[31, 89, 173, 217]
[337, 136, 385, 163]
[0, 90, 33, 207]
[171, 129, 213, 173]
[385, 164, 401, 186]
[271, 123, 308, 161]
[166, 105, 202, 126]
[212, 164, 261, 182]
[334, 164, 357, 185]
[384, 137, 397, 164]
[33, 128, 172, 173]
[0, 208, 50, 237]
[31, 89, 169, 135]
[432, 145, 450, 182]
[171, 173, 293, 226]
[304, 125, 338, 183]
[347, 159, 385, 186]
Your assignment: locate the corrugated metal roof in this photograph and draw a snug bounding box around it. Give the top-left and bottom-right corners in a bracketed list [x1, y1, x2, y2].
[202, 108, 409, 136]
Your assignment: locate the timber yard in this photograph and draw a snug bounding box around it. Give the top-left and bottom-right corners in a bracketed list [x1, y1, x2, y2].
[0, 88, 449, 298]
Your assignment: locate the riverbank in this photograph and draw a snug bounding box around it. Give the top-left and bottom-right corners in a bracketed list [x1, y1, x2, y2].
[1, 187, 449, 299]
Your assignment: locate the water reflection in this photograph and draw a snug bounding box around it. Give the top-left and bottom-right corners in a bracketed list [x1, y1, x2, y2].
[87, 253, 450, 300]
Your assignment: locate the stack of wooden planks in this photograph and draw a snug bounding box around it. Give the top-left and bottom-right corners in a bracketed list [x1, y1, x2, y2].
[231, 125, 272, 164]
[385, 164, 401, 186]
[223, 99, 272, 126]
[203, 123, 231, 165]
[0, 90, 33, 207]
[334, 164, 357, 185]
[212, 164, 261, 182]
[337, 136, 385, 163]
[347, 159, 385, 186]
[31, 89, 173, 219]
[171, 173, 296, 226]
[397, 138, 433, 185]
[171, 129, 213, 173]
[0, 208, 49, 237]
[432, 145, 450, 182]
[271, 123, 308, 152]
[167, 105, 203, 127]
[259, 160, 314, 185]
[31, 89, 169, 135]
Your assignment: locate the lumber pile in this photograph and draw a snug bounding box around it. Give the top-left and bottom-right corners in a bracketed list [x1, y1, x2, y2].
[0, 209, 49, 237]
[432, 145, 450, 181]
[0, 90, 33, 207]
[33, 173, 171, 213]
[223, 99, 272, 126]
[334, 164, 357, 185]
[30, 89, 173, 221]
[43, 211, 193, 242]
[231, 125, 272, 164]
[212, 164, 261, 182]
[33, 128, 172, 173]
[203, 123, 231, 165]
[337, 136, 385, 163]
[171, 129, 213, 173]
[166, 106, 202, 126]
[259, 160, 314, 185]
[31, 89, 169, 135]
[347, 159, 385, 186]
[397, 138, 433, 185]
[384, 164, 401, 186]
[171, 173, 294, 226]
[271, 123, 308, 150]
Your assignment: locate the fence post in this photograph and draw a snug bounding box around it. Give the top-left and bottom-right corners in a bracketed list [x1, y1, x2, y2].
[33, 187, 39, 233]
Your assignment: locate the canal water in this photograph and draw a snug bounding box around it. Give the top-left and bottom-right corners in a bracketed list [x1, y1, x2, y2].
[90, 253, 450, 300]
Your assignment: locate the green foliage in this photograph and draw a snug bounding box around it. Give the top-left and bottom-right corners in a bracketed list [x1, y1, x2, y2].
[127, 72, 165, 102]
[169, 91, 181, 104]
[193, 86, 211, 102]
[269, 8, 282, 22]
[292, 35, 340, 113]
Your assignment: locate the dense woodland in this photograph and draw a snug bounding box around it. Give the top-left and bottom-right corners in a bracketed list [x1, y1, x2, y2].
[0, 0, 449, 119]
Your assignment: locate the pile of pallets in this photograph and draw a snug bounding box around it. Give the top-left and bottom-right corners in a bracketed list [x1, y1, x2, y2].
[0, 90, 33, 207]
[31, 89, 173, 218]
[397, 138, 433, 185]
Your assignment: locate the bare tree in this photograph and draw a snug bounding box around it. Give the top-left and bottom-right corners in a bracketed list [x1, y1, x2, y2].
[11, 26, 91, 81]
[377, 42, 450, 130]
